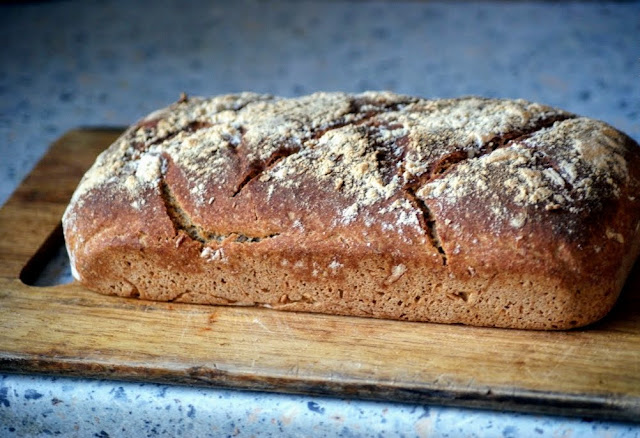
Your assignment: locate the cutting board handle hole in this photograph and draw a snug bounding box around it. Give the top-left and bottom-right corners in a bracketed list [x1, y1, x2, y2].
[20, 223, 73, 287]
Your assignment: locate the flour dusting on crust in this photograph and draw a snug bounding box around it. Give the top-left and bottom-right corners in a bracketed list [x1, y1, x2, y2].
[64, 91, 633, 250]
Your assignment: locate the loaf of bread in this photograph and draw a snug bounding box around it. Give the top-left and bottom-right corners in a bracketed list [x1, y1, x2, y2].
[62, 92, 640, 329]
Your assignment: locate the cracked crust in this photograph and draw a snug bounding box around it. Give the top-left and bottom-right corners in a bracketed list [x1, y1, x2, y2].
[63, 92, 640, 329]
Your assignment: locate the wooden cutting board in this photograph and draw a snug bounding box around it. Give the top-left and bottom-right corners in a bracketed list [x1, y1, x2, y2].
[1, 129, 639, 422]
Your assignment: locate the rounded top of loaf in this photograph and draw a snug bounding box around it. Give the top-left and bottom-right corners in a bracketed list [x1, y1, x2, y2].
[63, 91, 640, 285]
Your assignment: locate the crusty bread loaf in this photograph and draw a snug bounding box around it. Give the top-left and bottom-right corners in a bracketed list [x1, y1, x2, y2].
[62, 92, 640, 329]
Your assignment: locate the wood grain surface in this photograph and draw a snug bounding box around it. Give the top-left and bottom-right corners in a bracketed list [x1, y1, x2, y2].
[1, 129, 639, 422]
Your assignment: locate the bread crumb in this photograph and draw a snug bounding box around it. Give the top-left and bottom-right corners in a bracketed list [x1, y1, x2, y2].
[341, 203, 359, 225]
[542, 168, 566, 187]
[509, 212, 528, 229]
[606, 228, 625, 243]
[467, 266, 476, 276]
[175, 234, 186, 248]
[329, 259, 343, 272]
[201, 247, 227, 262]
[384, 264, 407, 285]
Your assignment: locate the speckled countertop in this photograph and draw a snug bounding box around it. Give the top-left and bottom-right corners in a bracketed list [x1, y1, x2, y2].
[1, 1, 639, 436]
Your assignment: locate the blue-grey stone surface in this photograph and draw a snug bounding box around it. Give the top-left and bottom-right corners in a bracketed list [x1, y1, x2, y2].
[2, 374, 640, 437]
[1, 0, 639, 436]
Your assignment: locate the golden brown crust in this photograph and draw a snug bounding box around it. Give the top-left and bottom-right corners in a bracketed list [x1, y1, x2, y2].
[62, 92, 640, 329]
